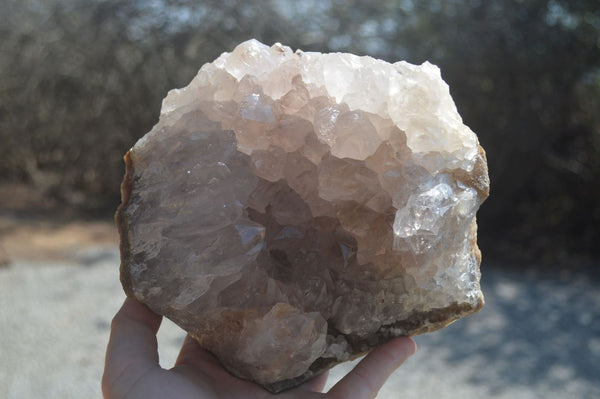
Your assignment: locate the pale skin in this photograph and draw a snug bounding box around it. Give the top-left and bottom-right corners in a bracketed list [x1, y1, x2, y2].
[103, 297, 417, 399]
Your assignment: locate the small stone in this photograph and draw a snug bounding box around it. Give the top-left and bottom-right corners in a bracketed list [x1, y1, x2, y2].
[116, 39, 489, 392]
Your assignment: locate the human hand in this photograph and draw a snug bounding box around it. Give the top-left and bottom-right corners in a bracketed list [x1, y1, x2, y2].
[102, 297, 416, 399]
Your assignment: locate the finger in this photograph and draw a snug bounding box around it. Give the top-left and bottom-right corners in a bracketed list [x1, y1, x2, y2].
[174, 334, 243, 384]
[298, 370, 329, 393]
[175, 334, 223, 370]
[102, 297, 163, 395]
[327, 337, 416, 399]
[174, 334, 274, 396]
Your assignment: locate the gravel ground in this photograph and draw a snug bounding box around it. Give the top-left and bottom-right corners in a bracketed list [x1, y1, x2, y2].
[1, 246, 599, 399]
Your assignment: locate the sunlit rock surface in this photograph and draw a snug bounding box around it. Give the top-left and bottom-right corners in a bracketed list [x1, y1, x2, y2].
[117, 39, 489, 392]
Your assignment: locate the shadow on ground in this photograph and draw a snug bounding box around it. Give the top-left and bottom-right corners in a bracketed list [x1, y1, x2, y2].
[415, 263, 600, 397]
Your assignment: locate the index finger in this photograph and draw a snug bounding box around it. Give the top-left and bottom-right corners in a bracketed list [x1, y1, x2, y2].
[327, 337, 416, 399]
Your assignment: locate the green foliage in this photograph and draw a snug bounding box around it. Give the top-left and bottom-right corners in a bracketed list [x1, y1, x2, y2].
[1, 0, 598, 255]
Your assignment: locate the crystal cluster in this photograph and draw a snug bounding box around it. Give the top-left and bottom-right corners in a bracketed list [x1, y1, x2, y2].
[117, 39, 489, 392]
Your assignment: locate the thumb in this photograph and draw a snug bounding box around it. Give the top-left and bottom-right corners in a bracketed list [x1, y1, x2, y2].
[102, 297, 162, 397]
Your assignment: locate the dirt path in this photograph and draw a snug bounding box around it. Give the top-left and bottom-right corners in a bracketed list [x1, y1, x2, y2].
[0, 216, 118, 263]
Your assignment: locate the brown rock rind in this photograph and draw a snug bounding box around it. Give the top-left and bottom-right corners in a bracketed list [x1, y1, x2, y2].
[265, 299, 484, 393]
[115, 150, 135, 298]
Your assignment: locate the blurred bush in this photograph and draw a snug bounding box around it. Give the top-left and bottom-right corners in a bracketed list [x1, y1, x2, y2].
[1, 0, 598, 258]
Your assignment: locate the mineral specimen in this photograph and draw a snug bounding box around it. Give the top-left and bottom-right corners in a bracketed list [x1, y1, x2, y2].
[117, 39, 489, 392]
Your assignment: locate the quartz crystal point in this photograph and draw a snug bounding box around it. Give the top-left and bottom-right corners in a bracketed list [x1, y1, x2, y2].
[117, 39, 490, 392]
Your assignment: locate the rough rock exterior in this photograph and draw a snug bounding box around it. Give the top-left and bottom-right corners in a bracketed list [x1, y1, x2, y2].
[117, 39, 489, 392]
